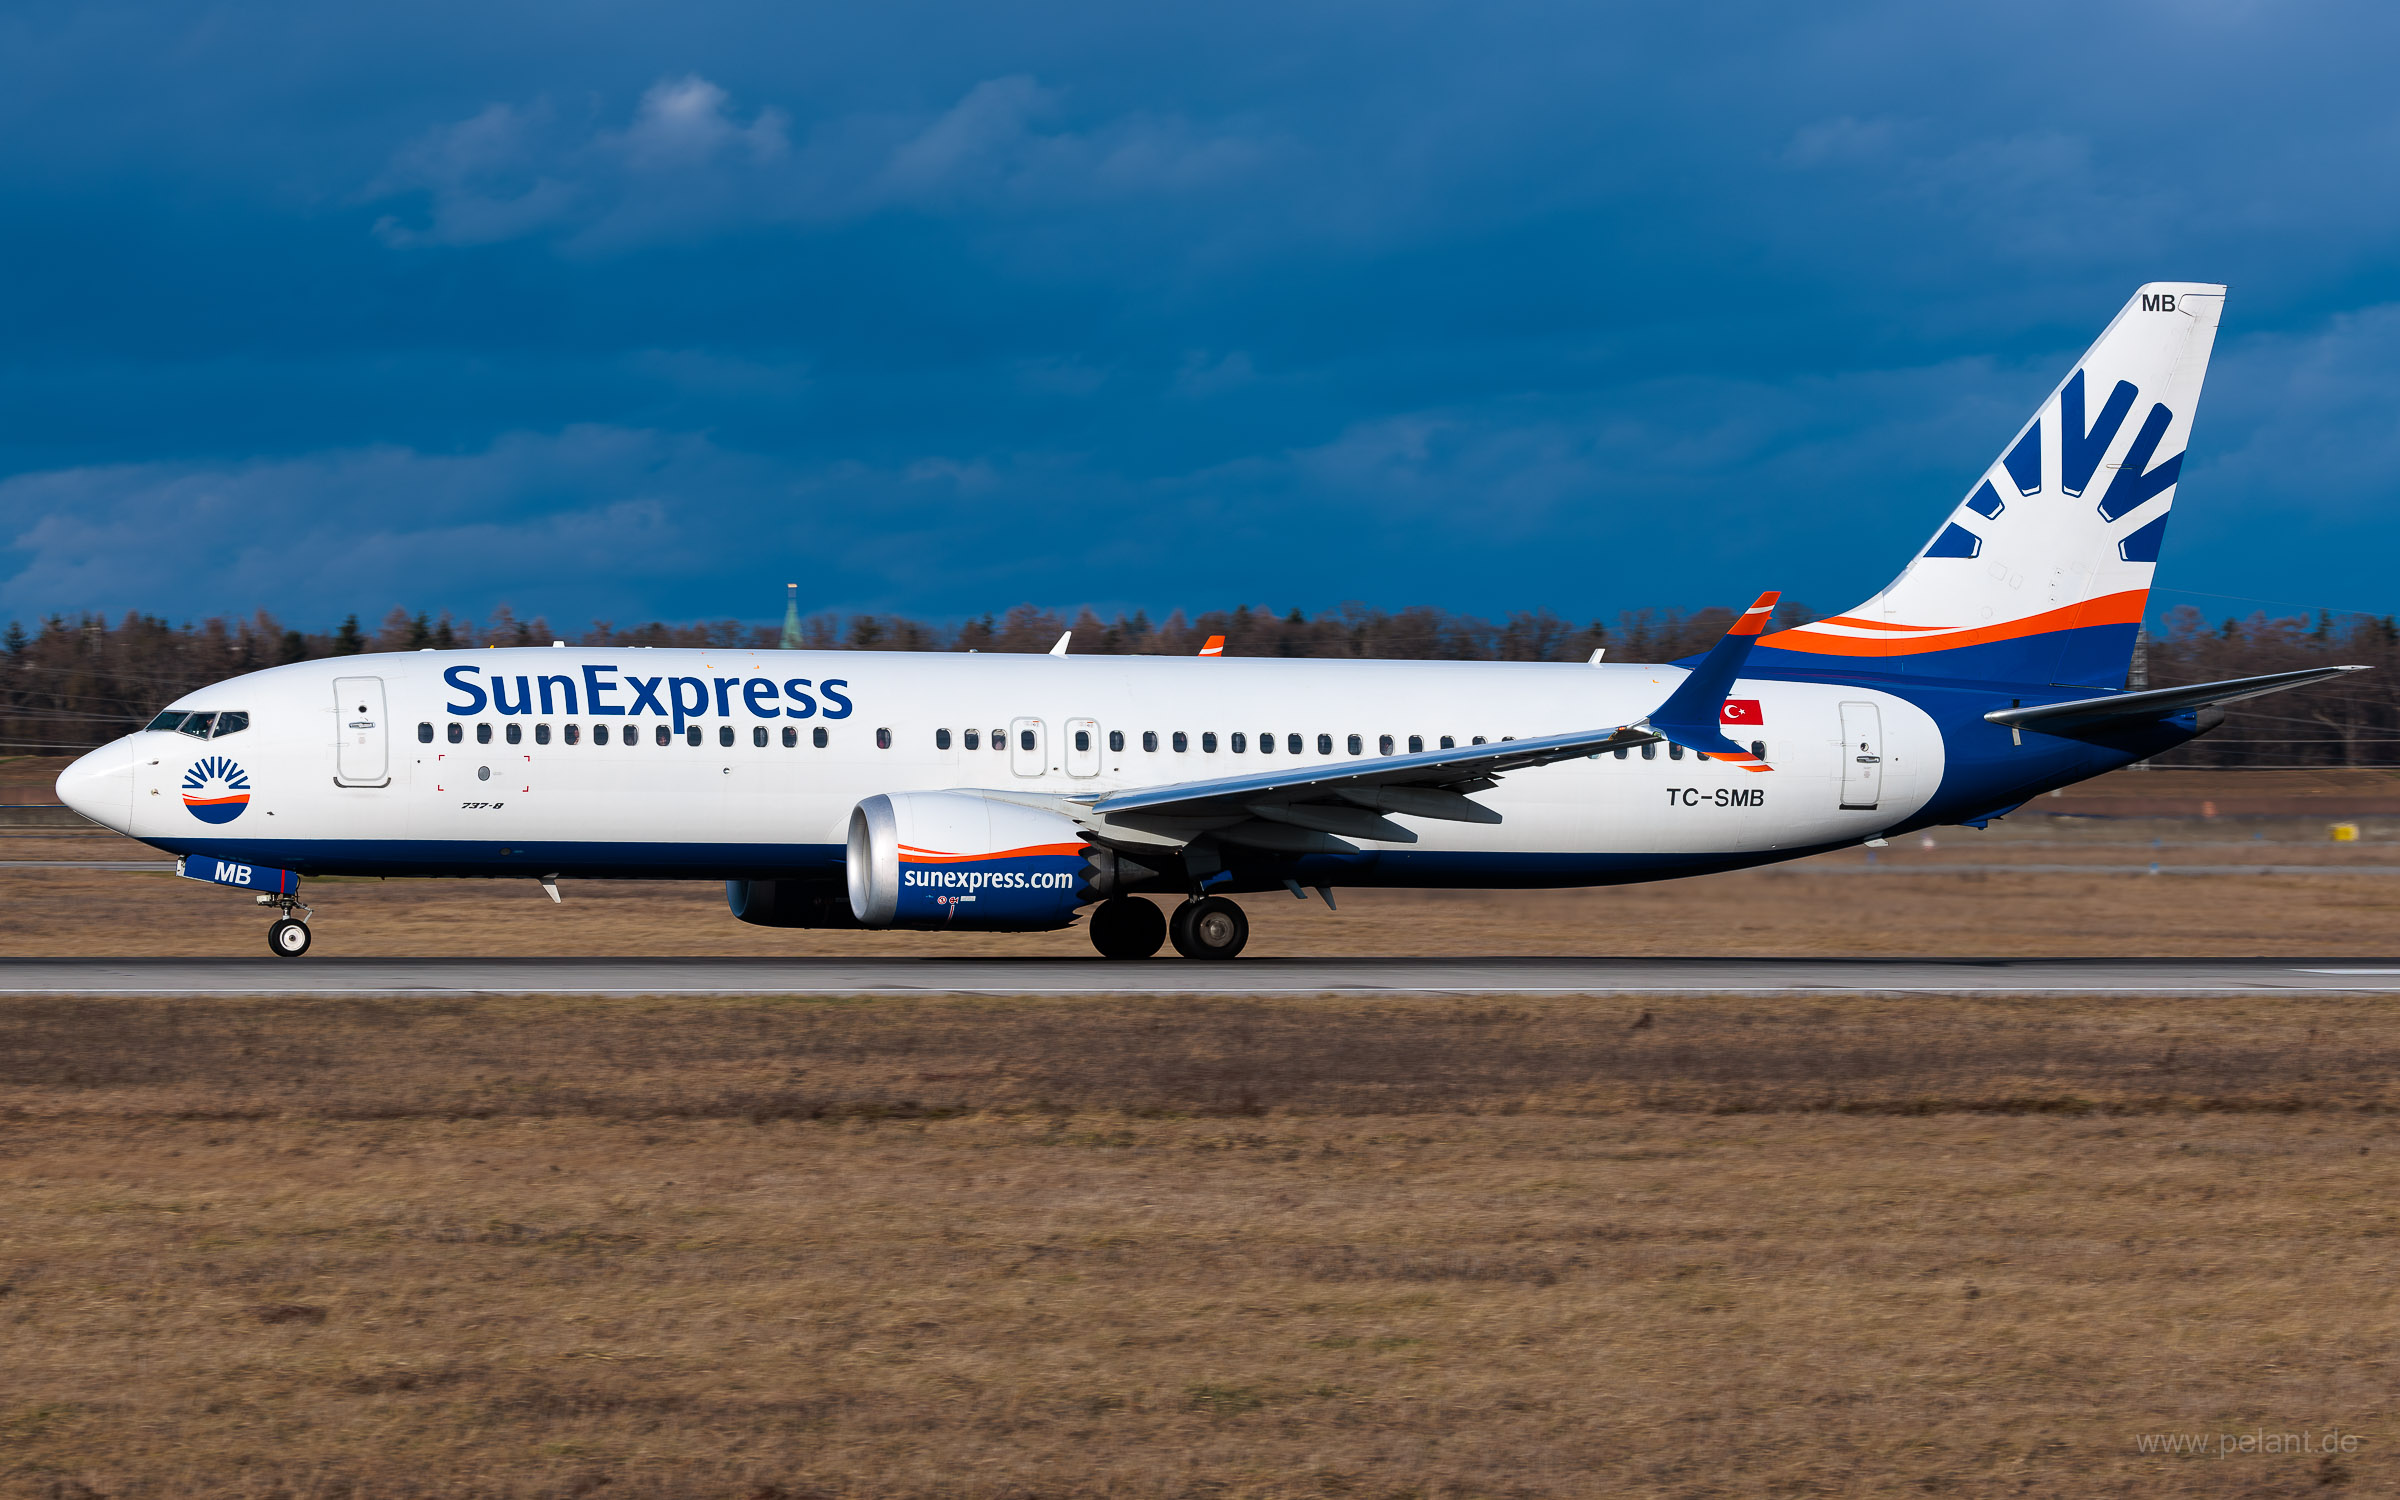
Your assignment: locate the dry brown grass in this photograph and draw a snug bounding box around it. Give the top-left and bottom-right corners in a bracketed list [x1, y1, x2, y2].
[12, 830, 2400, 959]
[4, 989, 2396, 1498]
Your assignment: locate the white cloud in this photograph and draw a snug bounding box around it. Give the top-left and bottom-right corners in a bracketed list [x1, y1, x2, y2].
[366, 73, 1267, 253]
[0, 429, 747, 621]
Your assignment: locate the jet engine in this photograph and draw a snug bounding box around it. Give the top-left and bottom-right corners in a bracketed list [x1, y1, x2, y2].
[846, 791, 1094, 930]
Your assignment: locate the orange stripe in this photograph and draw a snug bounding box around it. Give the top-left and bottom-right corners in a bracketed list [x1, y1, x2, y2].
[1758, 591, 2146, 658]
[181, 794, 250, 807]
[898, 841, 1088, 864]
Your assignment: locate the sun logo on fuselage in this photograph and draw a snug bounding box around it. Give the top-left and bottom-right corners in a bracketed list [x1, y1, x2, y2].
[181, 754, 251, 824]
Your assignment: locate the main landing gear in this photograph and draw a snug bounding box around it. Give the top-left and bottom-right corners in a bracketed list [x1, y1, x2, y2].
[261, 894, 314, 958]
[1084, 894, 1251, 960]
[1169, 895, 1248, 961]
[1088, 896, 1167, 959]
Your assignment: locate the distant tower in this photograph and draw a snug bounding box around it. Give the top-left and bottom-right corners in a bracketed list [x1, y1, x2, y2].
[780, 583, 803, 650]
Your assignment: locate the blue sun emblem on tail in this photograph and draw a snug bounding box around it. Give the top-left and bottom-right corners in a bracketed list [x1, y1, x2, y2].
[181, 754, 251, 824]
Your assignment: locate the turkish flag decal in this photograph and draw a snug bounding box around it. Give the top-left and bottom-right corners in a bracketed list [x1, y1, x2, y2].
[1720, 699, 1764, 725]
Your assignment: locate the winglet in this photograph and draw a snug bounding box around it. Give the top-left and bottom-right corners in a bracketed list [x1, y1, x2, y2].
[1645, 591, 1778, 771]
[1199, 635, 1225, 657]
[1050, 631, 1072, 657]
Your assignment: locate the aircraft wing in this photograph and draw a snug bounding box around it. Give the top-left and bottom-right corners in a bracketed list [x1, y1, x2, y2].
[973, 724, 1663, 855]
[966, 595, 1780, 857]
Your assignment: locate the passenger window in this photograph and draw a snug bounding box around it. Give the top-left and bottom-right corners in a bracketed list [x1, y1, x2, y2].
[1259, 732, 1275, 755]
[594, 724, 610, 745]
[782, 726, 798, 747]
[1408, 735, 1423, 754]
[145, 711, 189, 733]
[991, 728, 1004, 750]
[535, 723, 551, 745]
[754, 726, 769, 747]
[876, 728, 892, 749]
[506, 723, 522, 745]
[1142, 731, 1158, 752]
[448, 722, 464, 744]
[963, 729, 979, 750]
[180, 713, 216, 739]
[1668, 743, 1684, 760]
[417, 722, 433, 743]
[477, 723, 493, 744]
[1641, 742, 1656, 760]
[656, 726, 670, 746]
[1108, 730, 1124, 753]
[813, 727, 829, 748]
[1019, 729, 1035, 752]
[565, 724, 580, 745]
[1318, 734, 1334, 755]
[1230, 733, 1246, 753]
[1196, 732, 1211, 752]
[1073, 730, 1090, 752]
[1752, 740, 1767, 759]
[1439, 736, 1455, 750]
[1613, 745, 1628, 759]
[1471, 735, 1486, 746]
[685, 727, 701, 746]
[936, 728, 951, 750]
[212, 712, 249, 738]
[1346, 734, 1361, 755]
[719, 726, 734, 747]
[1376, 734, 1390, 755]
[1288, 734, 1302, 754]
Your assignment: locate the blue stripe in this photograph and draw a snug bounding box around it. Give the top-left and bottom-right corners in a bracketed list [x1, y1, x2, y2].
[1745, 620, 2140, 690]
[150, 837, 851, 881]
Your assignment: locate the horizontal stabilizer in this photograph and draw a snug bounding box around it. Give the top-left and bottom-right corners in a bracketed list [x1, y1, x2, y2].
[1985, 665, 2368, 735]
[1646, 591, 1777, 770]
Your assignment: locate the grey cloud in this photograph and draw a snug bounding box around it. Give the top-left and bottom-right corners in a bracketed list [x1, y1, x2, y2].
[368, 72, 1270, 254]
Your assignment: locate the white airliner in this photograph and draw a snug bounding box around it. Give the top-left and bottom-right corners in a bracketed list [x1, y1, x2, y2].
[56, 284, 2362, 959]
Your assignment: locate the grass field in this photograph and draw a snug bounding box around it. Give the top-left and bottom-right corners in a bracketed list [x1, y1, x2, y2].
[4, 987, 2396, 1498]
[5, 762, 2398, 1494]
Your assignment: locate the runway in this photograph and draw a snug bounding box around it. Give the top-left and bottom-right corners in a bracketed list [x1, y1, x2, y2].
[11, 955, 2400, 996]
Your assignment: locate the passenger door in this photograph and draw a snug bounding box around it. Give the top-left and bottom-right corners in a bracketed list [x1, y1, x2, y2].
[333, 677, 390, 787]
[1009, 716, 1047, 778]
[1838, 702, 1883, 810]
[1064, 717, 1102, 777]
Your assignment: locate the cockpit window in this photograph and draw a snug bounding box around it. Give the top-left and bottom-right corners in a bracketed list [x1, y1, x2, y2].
[147, 709, 247, 738]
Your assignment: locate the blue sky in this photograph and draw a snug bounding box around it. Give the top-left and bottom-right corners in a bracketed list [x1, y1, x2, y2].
[3, 0, 2397, 631]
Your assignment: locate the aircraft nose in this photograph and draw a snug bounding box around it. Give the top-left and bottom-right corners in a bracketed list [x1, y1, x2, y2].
[55, 739, 134, 833]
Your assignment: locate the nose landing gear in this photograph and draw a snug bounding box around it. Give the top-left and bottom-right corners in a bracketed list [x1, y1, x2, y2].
[1168, 895, 1249, 960]
[260, 894, 314, 958]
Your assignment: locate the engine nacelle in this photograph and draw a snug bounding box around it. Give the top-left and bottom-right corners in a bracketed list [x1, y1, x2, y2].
[726, 878, 862, 929]
[846, 791, 1093, 930]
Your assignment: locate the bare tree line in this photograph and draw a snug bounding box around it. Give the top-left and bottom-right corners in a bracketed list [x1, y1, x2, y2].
[3, 599, 2395, 766]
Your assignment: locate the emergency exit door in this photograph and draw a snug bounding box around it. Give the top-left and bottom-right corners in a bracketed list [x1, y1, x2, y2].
[1838, 702, 1882, 810]
[1009, 717, 1047, 777]
[333, 677, 390, 786]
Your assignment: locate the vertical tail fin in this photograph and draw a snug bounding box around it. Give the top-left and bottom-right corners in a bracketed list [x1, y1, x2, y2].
[1755, 283, 2225, 687]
